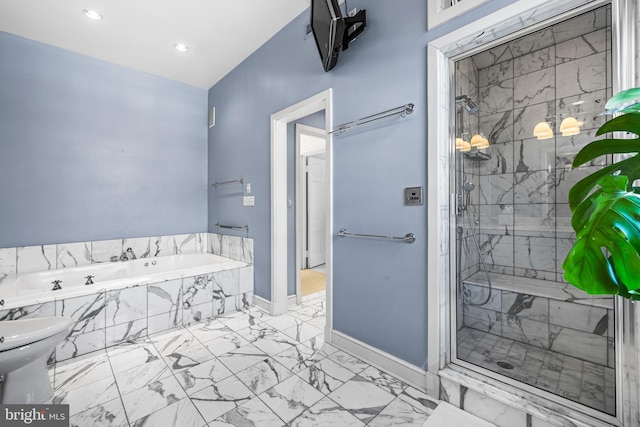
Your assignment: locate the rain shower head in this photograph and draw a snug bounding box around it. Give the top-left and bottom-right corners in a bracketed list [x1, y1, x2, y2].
[455, 95, 480, 115]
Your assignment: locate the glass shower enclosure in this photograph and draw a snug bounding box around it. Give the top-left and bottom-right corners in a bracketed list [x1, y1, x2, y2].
[452, 4, 616, 416]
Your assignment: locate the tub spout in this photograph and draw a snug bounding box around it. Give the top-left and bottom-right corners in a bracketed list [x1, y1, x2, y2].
[126, 247, 137, 260]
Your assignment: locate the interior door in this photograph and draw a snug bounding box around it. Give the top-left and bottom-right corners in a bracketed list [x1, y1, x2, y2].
[307, 156, 326, 268]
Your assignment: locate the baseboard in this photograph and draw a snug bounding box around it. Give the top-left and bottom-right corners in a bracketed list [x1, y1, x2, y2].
[253, 294, 298, 314]
[330, 329, 428, 391]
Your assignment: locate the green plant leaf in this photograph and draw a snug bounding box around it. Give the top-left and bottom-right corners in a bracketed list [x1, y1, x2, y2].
[603, 88, 640, 114]
[569, 113, 640, 213]
[563, 175, 640, 295]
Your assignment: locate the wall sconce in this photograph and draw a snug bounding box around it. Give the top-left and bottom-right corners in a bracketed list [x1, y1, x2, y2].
[533, 121, 554, 140]
[560, 116, 581, 136]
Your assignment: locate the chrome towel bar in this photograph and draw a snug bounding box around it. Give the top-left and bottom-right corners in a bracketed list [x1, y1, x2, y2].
[330, 103, 414, 135]
[214, 223, 249, 232]
[212, 178, 244, 188]
[338, 228, 416, 244]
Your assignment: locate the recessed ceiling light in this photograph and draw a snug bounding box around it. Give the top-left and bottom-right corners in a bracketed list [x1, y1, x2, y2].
[174, 43, 189, 52]
[83, 9, 103, 20]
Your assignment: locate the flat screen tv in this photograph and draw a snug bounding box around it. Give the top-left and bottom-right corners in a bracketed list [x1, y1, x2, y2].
[311, 0, 366, 72]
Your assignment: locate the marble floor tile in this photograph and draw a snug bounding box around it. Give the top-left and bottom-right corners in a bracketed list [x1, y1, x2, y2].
[114, 357, 172, 395]
[290, 396, 365, 427]
[327, 350, 370, 375]
[150, 328, 200, 354]
[273, 344, 325, 374]
[121, 375, 187, 422]
[258, 375, 325, 423]
[160, 342, 215, 373]
[282, 323, 324, 343]
[54, 352, 113, 392]
[201, 332, 250, 357]
[174, 357, 234, 395]
[218, 311, 269, 331]
[130, 397, 206, 427]
[69, 397, 128, 427]
[235, 357, 294, 395]
[359, 366, 408, 397]
[54, 375, 120, 416]
[188, 319, 235, 343]
[367, 397, 431, 427]
[327, 376, 396, 423]
[250, 330, 301, 356]
[398, 386, 439, 414]
[212, 396, 285, 427]
[217, 344, 269, 373]
[288, 305, 325, 322]
[263, 313, 305, 332]
[297, 358, 356, 394]
[189, 375, 254, 422]
[108, 342, 162, 374]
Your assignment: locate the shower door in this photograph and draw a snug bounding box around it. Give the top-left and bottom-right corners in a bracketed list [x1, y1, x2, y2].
[452, 4, 617, 418]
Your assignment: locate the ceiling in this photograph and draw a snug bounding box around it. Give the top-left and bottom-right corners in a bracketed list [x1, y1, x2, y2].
[0, 0, 310, 89]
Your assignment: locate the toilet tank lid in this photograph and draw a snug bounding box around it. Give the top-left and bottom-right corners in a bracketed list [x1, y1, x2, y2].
[0, 317, 72, 351]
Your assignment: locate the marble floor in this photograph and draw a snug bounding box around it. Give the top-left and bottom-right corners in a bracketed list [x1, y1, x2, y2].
[50, 294, 439, 427]
[457, 326, 615, 416]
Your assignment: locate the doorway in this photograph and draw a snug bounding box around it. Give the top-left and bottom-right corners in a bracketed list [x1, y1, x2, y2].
[270, 89, 333, 340]
[296, 124, 327, 304]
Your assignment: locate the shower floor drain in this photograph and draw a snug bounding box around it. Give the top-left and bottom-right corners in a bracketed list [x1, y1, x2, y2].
[496, 361, 514, 370]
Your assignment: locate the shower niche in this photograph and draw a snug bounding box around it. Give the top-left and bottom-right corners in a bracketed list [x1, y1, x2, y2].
[452, 4, 616, 417]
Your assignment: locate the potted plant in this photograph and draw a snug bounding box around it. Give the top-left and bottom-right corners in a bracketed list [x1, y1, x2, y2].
[563, 87, 640, 300]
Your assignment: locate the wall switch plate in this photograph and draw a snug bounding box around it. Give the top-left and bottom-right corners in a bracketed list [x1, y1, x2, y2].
[243, 196, 255, 206]
[404, 186, 424, 206]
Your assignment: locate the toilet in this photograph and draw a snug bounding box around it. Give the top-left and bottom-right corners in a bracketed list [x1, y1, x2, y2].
[0, 317, 72, 404]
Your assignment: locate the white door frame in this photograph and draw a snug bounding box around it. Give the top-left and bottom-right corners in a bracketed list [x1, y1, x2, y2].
[270, 89, 333, 337]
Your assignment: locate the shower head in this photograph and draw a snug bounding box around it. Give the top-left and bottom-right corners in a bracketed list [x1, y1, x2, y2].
[455, 95, 480, 115]
[463, 182, 475, 192]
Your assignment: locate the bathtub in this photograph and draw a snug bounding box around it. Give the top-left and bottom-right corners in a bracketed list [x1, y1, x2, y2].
[0, 253, 254, 361]
[1, 253, 247, 310]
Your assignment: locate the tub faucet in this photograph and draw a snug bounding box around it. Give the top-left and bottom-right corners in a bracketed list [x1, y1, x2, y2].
[85, 275, 95, 285]
[120, 247, 137, 261]
[110, 255, 119, 262]
[126, 247, 137, 260]
[51, 280, 62, 291]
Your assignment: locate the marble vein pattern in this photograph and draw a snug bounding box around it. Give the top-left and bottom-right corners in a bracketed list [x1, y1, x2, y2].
[50, 293, 442, 426]
[16, 245, 56, 275]
[56, 242, 92, 269]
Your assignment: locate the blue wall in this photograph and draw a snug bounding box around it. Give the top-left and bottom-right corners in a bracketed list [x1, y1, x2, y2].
[0, 32, 208, 248]
[208, 0, 518, 368]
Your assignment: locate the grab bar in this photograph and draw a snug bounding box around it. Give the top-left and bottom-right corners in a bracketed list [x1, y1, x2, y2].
[338, 228, 416, 244]
[214, 223, 249, 232]
[212, 178, 244, 188]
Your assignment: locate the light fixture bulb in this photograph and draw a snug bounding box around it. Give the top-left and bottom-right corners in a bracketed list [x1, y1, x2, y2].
[560, 116, 581, 136]
[460, 141, 472, 152]
[470, 134, 484, 146]
[476, 137, 490, 149]
[83, 9, 103, 20]
[533, 121, 553, 140]
[455, 138, 465, 150]
[174, 43, 189, 52]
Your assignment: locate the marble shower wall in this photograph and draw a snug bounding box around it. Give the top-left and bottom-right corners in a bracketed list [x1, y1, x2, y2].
[464, 6, 612, 282]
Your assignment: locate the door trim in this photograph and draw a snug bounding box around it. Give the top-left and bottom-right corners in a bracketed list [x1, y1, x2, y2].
[270, 89, 333, 343]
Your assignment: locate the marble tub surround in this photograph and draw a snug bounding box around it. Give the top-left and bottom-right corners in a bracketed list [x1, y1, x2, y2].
[208, 232, 254, 264]
[0, 261, 254, 362]
[49, 296, 440, 427]
[0, 233, 209, 283]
